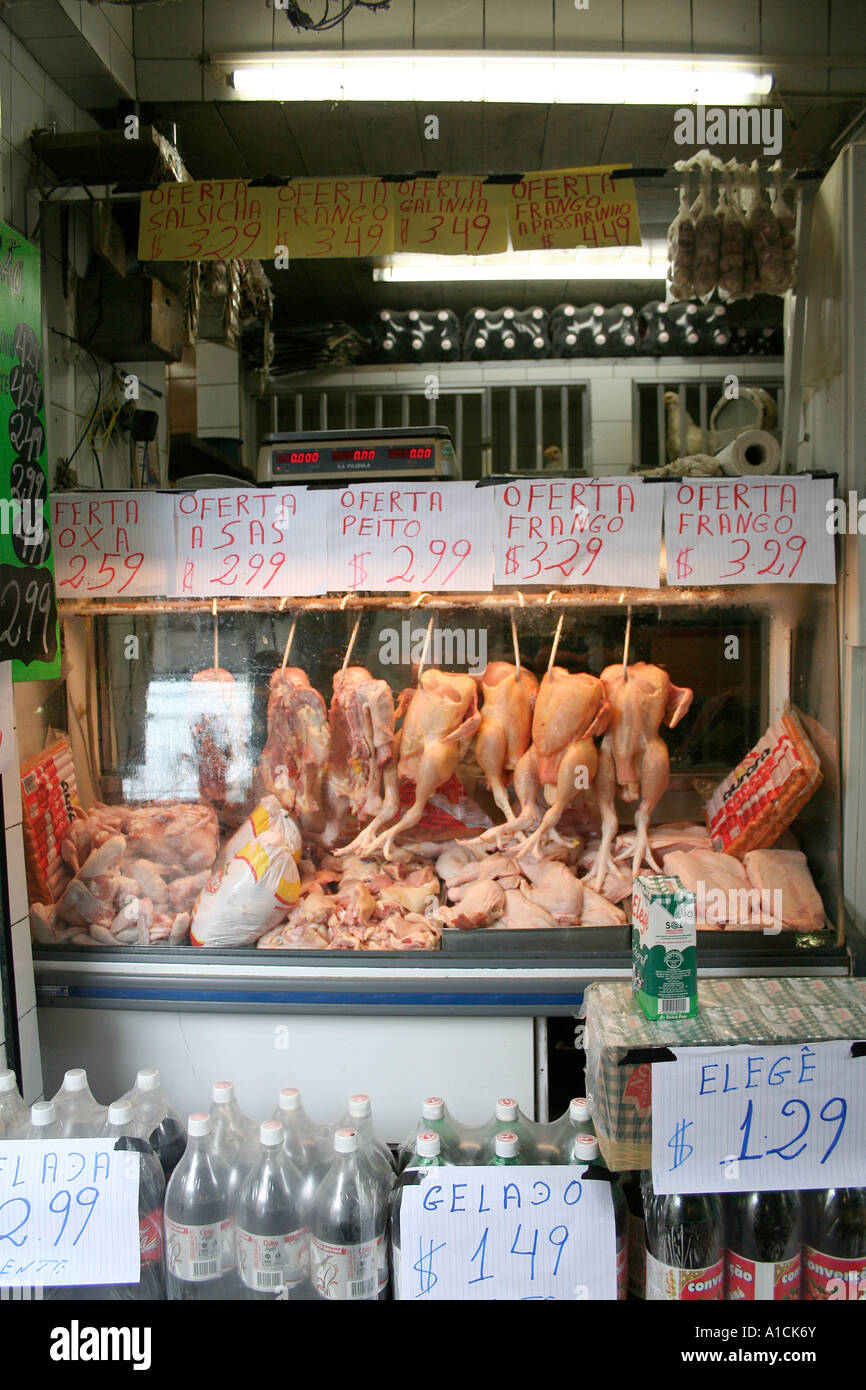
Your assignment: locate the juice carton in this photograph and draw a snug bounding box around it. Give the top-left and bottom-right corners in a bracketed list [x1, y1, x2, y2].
[631, 873, 697, 1021]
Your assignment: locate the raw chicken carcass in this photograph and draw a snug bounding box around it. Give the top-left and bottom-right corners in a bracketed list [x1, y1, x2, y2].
[191, 667, 238, 806]
[261, 667, 331, 817]
[580, 884, 627, 927]
[496, 887, 557, 931]
[122, 803, 219, 873]
[593, 664, 693, 890]
[663, 848, 750, 927]
[360, 670, 481, 859]
[743, 849, 825, 932]
[518, 854, 584, 923]
[483, 668, 609, 858]
[324, 666, 399, 851]
[440, 878, 506, 930]
[473, 662, 539, 823]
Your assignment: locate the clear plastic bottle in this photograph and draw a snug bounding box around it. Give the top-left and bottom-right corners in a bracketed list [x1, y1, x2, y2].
[491, 1132, 520, 1166]
[236, 1120, 310, 1301]
[484, 1097, 533, 1163]
[52, 1068, 107, 1137]
[26, 1100, 63, 1140]
[310, 1128, 382, 1302]
[100, 1099, 138, 1140]
[120, 1067, 187, 1180]
[274, 1087, 327, 1222]
[572, 1134, 627, 1298]
[342, 1093, 396, 1180]
[164, 1112, 238, 1301]
[0, 1069, 29, 1138]
[397, 1096, 458, 1169]
[209, 1080, 259, 1265]
[389, 1132, 445, 1298]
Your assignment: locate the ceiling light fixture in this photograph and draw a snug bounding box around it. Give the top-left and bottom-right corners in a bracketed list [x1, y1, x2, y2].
[372, 243, 669, 283]
[221, 51, 774, 104]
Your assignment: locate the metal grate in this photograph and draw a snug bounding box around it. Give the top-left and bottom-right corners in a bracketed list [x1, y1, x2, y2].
[256, 381, 591, 479]
[632, 375, 785, 472]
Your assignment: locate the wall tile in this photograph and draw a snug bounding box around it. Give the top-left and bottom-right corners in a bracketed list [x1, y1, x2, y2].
[11, 916, 35, 1018]
[10, 67, 45, 157]
[17, 1007, 42, 1105]
[197, 340, 240, 385]
[9, 35, 45, 96]
[0, 54, 11, 148]
[554, 0, 623, 51]
[105, 1, 133, 50]
[415, 0, 483, 47]
[590, 376, 631, 421]
[343, 0, 414, 48]
[0, 138, 10, 225]
[204, 0, 273, 51]
[9, 148, 32, 233]
[109, 31, 136, 98]
[43, 74, 75, 132]
[692, 0, 759, 54]
[134, 0, 202, 59]
[79, 1, 111, 71]
[5, 823, 28, 924]
[484, 0, 554, 49]
[135, 58, 202, 103]
[589, 419, 632, 470]
[2, 736, 22, 828]
[623, 0, 692, 51]
[0, 18, 11, 59]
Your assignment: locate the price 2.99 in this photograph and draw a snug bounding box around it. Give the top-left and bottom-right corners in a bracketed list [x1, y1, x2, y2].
[0, 1187, 101, 1250]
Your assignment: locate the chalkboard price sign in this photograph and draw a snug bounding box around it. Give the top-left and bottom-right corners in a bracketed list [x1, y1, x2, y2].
[0, 222, 59, 680]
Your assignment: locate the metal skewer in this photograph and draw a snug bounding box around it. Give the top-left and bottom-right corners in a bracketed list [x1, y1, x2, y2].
[280, 615, 297, 675]
[623, 604, 633, 682]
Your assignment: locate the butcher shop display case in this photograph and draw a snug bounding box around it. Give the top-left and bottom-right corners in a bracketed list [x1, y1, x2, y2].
[28, 566, 851, 1020]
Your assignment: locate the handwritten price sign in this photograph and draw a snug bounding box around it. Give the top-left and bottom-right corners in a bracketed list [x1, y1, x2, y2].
[394, 177, 508, 255]
[396, 1167, 616, 1301]
[53, 492, 174, 598]
[502, 167, 641, 252]
[492, 478, 663, 587]
[327, 482, 494, 592]
[664, 477, 836, 586]
[273, 178, 394, 260]
[137, 180, 273, 262]
[0, 1140, 139, 1287]
[652, 1042, 866, 1195]
[173, 487, 327, 597]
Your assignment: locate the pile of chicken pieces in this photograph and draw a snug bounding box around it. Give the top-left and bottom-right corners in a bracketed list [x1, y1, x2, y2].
[29, 803, 219, 947]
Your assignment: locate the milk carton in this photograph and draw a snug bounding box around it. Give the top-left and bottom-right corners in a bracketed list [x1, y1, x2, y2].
[631, 873, 697, 1020]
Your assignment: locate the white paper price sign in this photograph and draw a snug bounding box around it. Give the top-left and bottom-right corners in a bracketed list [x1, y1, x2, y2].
[652, 1041, 866, 1195]
[327, 481, 493, 592]
[395, 1166, 616, 1301]
[0, 1140, 140, 1287]
[52, 492, 174, 597]
[173, 486, 327, 596]
[492, 478, 663, 588]
[664, 476, 836, 586]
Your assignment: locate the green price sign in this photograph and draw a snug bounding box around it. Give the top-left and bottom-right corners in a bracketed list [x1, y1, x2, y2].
[0, 220, 59, 681]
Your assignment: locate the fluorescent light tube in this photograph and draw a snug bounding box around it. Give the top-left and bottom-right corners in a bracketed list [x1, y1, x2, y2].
[373, 244, 668, 283]
[226, 52, 773, 105]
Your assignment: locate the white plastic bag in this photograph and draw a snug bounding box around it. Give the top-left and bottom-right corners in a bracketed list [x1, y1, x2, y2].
[218, 793, 303, 868]
[190, 828, 301, 947]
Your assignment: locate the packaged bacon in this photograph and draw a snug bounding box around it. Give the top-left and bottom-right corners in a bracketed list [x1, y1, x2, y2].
[705, 711, 822, 859]
[20, 737, 83, 905]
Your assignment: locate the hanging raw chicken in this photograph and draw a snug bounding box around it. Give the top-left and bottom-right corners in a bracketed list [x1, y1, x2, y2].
[592, 662, 693, 889]
[260, 666, 331, 816]
[190, 667, 239, 807]
[322, 665, 399, 849]
[473, 661, 539, 824]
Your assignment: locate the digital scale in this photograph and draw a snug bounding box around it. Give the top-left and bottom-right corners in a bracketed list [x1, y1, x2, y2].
[256, 426, 457, 484]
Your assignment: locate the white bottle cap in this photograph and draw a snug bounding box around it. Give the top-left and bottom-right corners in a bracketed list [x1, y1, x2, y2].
[108, 1100, 134, 1126]
[565, 333, 577, 346]
[0, 1070, 17, 1093]
[596, 333, 607, 345]
[503, 335, 516, 350]
[570, 1097, 590, 1123]
[136, 1068, 160, 1092]
[31, 1101, 56, 1126]
[408, 309, 420, 321]
[474, 336, 485, 350]
[474, 308, 485, 320]
[212, 1081, 234, 1104]
[188, 1112, 212, 1138]
[503, 308, 514, 319]
[437, 309, 449, 321]
[496, 1097, 518, 1121]
[279, 1088, 301, 1112]
[422, 1097, 445, 1120]
[533, 336, 545, 349]
[348, 1094, 371, 1119]
[261, 1121, 284, 1147]
[623, 304, 634, 315]
[575, 1134, 600, 1160]
[416, 1131, 441, 1158]
[64, 1068, 88, 1092]
[335, 1127, 359, 1154]
[495, 1132, 519, 1158]
[441, 338, 453, 351]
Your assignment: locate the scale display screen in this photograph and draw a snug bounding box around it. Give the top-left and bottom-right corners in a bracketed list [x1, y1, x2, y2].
[257, 428, 455, 483]
[274, 445, 434, 472]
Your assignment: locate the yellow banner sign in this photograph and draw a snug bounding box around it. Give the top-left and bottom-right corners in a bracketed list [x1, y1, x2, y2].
[503, 166, 641, 251]
[271, 177, 393, 259]
[392, 176, 509, 255]
[137, 179, 273, 262]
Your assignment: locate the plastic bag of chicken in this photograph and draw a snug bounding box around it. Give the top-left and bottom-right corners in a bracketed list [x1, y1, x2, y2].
[217, 793, 303, 869]
[189, 828, 301, 947]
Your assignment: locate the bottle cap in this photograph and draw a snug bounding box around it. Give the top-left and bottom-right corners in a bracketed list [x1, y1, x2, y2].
[495, 1097, 518, 1121]
[136, 1068, 159, 1092]
[503, 336, 516, 350]
[212, 1081, 234, 1104]
[279, 1088, 301, 1112]
[422, 1097, 445, 1120]
[31, 1101, 56, 1126]
[416, 1131, 441, 1158]
[108, 1100, 134, 1126]
[188, 1112, 212, 1138]
[474, 336, 485, 350]
[0, 1070, 17, 1093]
[575, 1134, 599, 1160]
[64, 1068, 88, 1092]
[533, 336, 545, 350]
[441, 338, 452, 351]
[408, 309, 420, 321]
[261, 1121, 284, 1147]
[565, 333, 577, 346]
[348, 1094, 371, 1119]
[437, 309, 449, 321]
[335, 1127, 359, 1154]
[495, 1133, 519, 1158]
[569, 1097, 590, 1123]
[596, 333, 607, 345]
[503, 308, 514, 319]
[474, 308, 485, 320]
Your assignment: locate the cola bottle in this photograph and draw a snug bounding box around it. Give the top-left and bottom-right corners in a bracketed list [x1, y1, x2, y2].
[601, 304, 639, 355]
[802, 1188, 866, 1301]
[309, 1128, 382, 1302]
[0, 1069, 29, 1137]
[642, 1172, 724, 1300]
[25, 1100, 63, 1139]
[164, 1112, 238, 1300]
[236, 1121, 310, 1301]
[397, 1096, 459, 1169]
[120, 1066, 187, 1180]
[113, 1134, 167, 1300]
[573, 1135, 628, 1299]
[619, 1171, 648, 1299]
[724, 1190, 801, 1300]
[52, 1067, 107, 1136]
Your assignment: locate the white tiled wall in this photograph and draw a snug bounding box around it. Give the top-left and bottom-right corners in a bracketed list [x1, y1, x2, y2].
[197, 340, 241, 439]
[1, 719, 42, 1104]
